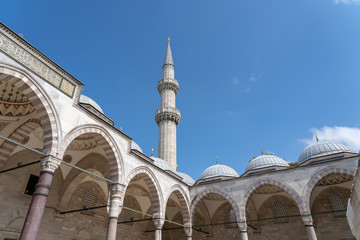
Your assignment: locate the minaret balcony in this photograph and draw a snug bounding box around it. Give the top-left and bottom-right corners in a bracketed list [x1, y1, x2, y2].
[157, 78, 179, 94]
[155, 107, 181, 125]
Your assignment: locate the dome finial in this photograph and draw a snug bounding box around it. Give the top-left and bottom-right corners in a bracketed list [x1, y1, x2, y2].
[261, 148, 264, 155]
[315, 134, 319, 142]
[216, 156, 219, 165]
[151, 148, 154, 157]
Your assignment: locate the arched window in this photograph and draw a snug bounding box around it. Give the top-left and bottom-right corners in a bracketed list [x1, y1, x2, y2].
[225, 207, 237, 228]
[273, 200, 288, 223]
[81, 186, 96, 216]
[329, 192, 346, 217]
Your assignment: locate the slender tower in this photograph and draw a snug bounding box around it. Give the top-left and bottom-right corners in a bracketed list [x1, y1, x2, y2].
[155, 38, 181, 171]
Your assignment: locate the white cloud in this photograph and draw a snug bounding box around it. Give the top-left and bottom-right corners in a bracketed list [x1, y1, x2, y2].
[333, 0, 360, 4]
[249, 74, 257, 82]
[243, 87, 251, 93]
[299, 126, 360, 151]
[232, 77, 240, 85]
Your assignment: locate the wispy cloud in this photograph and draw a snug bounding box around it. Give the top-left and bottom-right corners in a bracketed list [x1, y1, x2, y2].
[225, 110, 241, 118]
[333, 0, 360, 4]
[243, 87, 251, 93]
[299, 126, 360, 151]
[232, 77, 240, 85]
[249, 73, 261, 82]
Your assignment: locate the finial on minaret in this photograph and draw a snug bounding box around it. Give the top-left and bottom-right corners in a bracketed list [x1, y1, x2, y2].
[315, 135, 319, 142]
[261, 148, 264, 155]
[151, 148, 154, 157]
[216, 156, 219, 165]
[168, 37, 170, 43]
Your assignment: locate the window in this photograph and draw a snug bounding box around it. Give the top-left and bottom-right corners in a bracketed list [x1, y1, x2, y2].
[225, 207, 237, 228]
[24, 174, 39, 196]
[81, 186, 96, 216]
[329, 192, 346, 217]
[272, 200, 288, 223]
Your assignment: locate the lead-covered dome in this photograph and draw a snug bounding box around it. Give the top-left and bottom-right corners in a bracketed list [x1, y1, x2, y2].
[199, 164, 239, 180]
[177, 172, 195, 186]
[245, 154, 289, 173]
[298, 140, 354, 165]
[151, 156, 172, 171]
[130, 141, 143, 153]
[79, 95, 104, 113]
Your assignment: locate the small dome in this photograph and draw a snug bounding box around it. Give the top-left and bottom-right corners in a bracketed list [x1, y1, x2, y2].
[177, 172, 195, 186]
[130, 141, 143, 153]
[245, 155, 289, 172]
[79, 95, 104, 113]
[151, 156, 172, 171]
[298, 140, 354, 165]
[199, 164, 239, 180]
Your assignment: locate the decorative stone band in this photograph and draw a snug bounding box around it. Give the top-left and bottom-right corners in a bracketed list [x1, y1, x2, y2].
[157, 78, 179, 94]
[0, 30, 76, 97]
[155, 107, 181, 125]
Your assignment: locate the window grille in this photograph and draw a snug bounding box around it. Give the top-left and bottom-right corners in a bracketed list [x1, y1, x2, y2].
[225, 207, 237, 228]
[272, 200, 288, 223]
[329, 192, 346, 217]
[81, 186, 96, 216]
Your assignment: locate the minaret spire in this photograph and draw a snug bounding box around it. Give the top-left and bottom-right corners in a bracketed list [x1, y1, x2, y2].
[155, 38, 181, 171]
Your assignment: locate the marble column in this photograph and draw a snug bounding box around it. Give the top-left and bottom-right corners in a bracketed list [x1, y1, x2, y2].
[153, 218, 164, 240]
[184, 222, 193, 240]
[106, 183, 124, 240]
[20, 156, 60, 240]
[302, 215, 318, 240]
[238, 221, 249, 240]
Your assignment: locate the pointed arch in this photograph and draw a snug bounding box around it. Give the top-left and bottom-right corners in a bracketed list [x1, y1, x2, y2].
[0, 65, 59, 155]
[0, 118, 41, 163]
[302, 167, 356, 212]
[125, 166, 164, 218]
[239, 179, 304, 220]
[191, 188, 240, 225]
[164, 184, 190, 224]
[58, 125, 124, 183]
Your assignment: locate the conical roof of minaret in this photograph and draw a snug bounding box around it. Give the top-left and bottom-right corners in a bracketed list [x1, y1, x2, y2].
[164, 37, 174, 65]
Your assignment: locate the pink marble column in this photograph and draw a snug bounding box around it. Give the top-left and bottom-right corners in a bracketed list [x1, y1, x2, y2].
[20, 156, 59, 240]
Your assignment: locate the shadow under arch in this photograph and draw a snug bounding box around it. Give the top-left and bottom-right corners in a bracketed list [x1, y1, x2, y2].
[0, 64, 60, 155]
[191, 187, 241, 226]
[58, 124, 124, 183]
[124, 166, 164, 218]
[164, 184, 191, 225]
[240, 179, 304, 220]
[302, 167, 356, 213]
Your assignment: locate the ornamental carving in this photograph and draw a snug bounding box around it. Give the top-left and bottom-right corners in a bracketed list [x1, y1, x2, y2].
[253, 184, 284, 194]
[110, 183, 124, 197]
[41, 156, 61, 173]
[316, 173, 354, 186]
[155, 107, 181, 125]
[157, 79, 179, 94]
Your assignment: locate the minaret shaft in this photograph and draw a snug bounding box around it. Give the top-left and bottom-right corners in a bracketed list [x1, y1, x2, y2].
[155, 39, 180, 171]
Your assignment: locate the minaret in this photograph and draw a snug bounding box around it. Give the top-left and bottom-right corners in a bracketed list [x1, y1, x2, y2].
[155, 38, 181, 171]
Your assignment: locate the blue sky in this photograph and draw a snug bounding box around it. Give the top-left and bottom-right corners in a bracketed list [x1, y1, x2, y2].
[1, 0, 360, 180]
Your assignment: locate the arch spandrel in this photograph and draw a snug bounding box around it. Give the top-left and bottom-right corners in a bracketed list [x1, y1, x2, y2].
[124, 166, 164, 218]
[240, 179, 304, 220]
[302, 167, 356, 213]
[58, 124, 124, 183]
[0, 65, 60, 156]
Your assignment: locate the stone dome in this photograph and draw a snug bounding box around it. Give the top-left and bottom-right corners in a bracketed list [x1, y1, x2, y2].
[245, 155, 289, 172]
[130, 141, 143, 153]
[177, 172, 195, 186]
[298, 140, 354, 165]
[79, 94, 104, 113]
[199, 164, 239, 180]
[151, 156, 172, 171]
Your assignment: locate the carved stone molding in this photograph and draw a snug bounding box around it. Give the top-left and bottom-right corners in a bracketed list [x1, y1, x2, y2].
[110, 183, 125, 198]
[157, 78, 179, 94]
[155, 107, 181, 125]
[41, 156, 61, 173]
[302, 214, 313, 225]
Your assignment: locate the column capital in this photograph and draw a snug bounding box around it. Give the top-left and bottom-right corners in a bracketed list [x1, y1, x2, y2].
[153, 218, 165, 229]
[110, 183, 125, 198]
[41, 156, 60, 173]
[302, 214, 314, 226]
[183, 222, 193, 237]
[238, 221, 247, 232]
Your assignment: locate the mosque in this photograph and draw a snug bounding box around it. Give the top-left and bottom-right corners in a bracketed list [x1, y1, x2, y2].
[0, 22, 359, 240]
